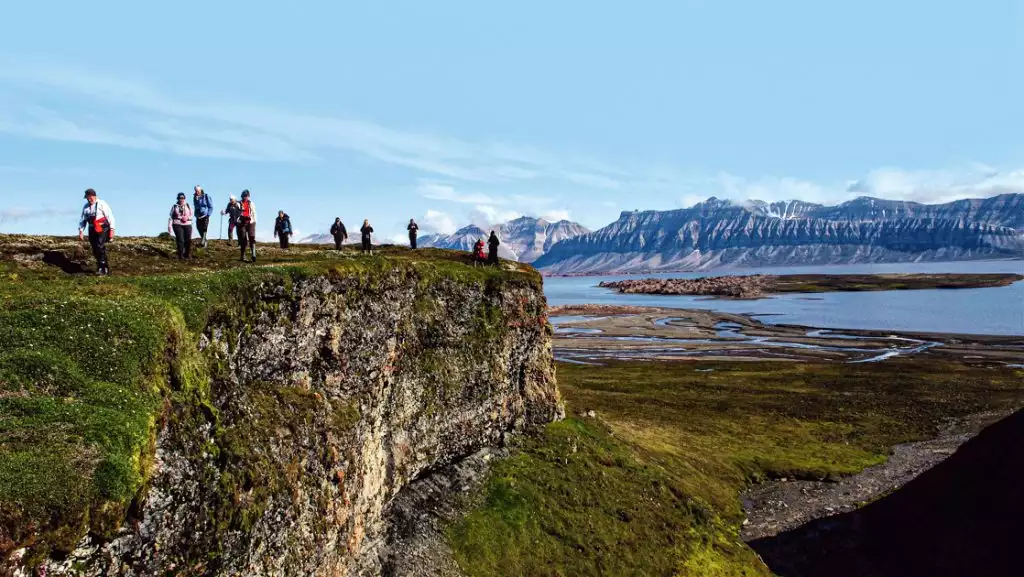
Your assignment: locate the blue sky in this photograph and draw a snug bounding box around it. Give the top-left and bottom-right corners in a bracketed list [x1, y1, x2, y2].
[1, 1, 1022, 240]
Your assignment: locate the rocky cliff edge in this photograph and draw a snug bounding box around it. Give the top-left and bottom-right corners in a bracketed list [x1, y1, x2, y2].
[0, 237, 562, 576]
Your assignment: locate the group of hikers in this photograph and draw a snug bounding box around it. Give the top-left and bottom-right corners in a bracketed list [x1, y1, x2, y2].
[77, 188, 504, 275]
[167, 187, 270, 262]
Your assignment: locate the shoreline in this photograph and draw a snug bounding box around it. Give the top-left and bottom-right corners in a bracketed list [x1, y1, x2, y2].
[539, 258, 1024, 278]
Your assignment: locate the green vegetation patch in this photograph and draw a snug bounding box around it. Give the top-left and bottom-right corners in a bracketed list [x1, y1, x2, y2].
[449, 418, 766, 577]
[0, 292, 179, 556]
[451, 360, 1024, 576]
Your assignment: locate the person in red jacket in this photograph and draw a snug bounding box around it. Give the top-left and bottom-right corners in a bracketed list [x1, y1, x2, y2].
[473, 238, 486, 266]
[237, 190, 258, 262]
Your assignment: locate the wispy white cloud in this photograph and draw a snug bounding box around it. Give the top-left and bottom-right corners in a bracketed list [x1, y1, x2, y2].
[1, 59, 1020, 228]
[420, 209, 458, 235]
[415, 181, 575, 228]
[470, 205, 522, 228]
[845, 166, 1024, 204]
[541, 209, 572, 222]
[0, 58, 631, 188]
[417, 182, 495, 205]
[0, 206, 78, 228]
[676, 165, 1024, 209]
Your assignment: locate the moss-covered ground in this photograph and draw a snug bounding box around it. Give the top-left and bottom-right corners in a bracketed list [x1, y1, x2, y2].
[449, 360, 1024, 576]
[0, 234, 538, 563]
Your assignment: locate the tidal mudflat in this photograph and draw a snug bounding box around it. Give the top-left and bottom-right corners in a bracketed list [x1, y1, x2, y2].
[549, 304, 1024, 366]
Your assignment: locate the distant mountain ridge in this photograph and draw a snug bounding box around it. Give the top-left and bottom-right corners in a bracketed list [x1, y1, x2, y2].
[533, 194, 1024, 275]
[420, 216, 590, 263]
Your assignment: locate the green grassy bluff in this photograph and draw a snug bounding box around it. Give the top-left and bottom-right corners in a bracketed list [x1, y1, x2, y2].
[0, 236, 561, 576]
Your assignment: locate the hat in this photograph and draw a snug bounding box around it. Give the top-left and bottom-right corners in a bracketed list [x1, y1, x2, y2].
[84, 188, 97, 198]
[241, 189, 250, 198]
[177, 192, 187, 200]
[230, 194, 237, 200]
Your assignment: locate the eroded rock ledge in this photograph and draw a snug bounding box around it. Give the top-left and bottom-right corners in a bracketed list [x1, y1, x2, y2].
[2, 256, 561, 577]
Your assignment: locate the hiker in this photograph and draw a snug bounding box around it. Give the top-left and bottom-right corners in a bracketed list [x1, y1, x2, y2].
[193, 185, 213, 248]
[360, 219, 374, 255]
[237, 190, 258, 263]
[487, 231, 500, 265]
[168, 192, 194, 260]
[407, 218, 419, 249]
[330, 217, 348, 250]
[473, 238, 486, 267]
[222, 195, 241, 245]
[274, 211, 293, 249]
[77, 188, 116, 275]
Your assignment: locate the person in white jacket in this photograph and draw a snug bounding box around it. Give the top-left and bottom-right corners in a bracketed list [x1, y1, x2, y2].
[237, 189, 258, 262]
[78, 188, 116, 275]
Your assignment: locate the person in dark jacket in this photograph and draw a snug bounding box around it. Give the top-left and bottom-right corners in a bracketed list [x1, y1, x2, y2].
[168, 192, 194, 260]
[193, 185, 214, 248]
[407, 218, 419, 249]
[487, 231, 500, 265]
[222, 195, 241, 245]
[274, 211, 293, 249]
[78, 188, 116, 275]
[330, 217, 348, 250]
[237, 190, 258, 263]
[360, 219, 374, 255]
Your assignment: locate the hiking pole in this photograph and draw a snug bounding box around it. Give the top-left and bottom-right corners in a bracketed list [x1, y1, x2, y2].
[219, 213, 224, 240]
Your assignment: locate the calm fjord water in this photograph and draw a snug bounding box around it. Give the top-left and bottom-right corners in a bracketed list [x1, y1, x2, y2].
[542, 261, 1024, 336]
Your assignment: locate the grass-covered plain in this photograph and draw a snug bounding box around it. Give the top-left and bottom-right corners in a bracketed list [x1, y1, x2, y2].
[449, 360, 1024, 576]
[0, 234, 538, 563]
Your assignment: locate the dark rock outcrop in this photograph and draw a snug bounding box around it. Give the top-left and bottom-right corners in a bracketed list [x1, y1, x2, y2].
[534, 194, 1024, 274]
[749, 409, 1024, 577]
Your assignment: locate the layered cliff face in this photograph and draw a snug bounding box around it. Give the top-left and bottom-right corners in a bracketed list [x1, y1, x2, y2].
[421, 217, 590, 263]
[534, 194, 1024, 274]
[0, 239, 561, 577]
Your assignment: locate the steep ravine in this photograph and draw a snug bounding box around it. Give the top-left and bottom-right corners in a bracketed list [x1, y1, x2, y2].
[2, 263, 562, 576]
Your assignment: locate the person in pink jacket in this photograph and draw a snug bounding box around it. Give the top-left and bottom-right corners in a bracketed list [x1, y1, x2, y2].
[168, 192, 194, 260]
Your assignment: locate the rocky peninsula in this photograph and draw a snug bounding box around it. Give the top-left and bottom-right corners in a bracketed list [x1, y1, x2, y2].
[599, 273, 1024, 299]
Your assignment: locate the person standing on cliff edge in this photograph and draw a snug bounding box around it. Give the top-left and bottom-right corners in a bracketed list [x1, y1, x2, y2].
[78, 188, 116, 275]
[407, 218, 419, 249]
[237, 190, 258, 263]
[360, 219, 374, 255]
[487, 230, 500, 266]
[331, 217, 348, 250]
